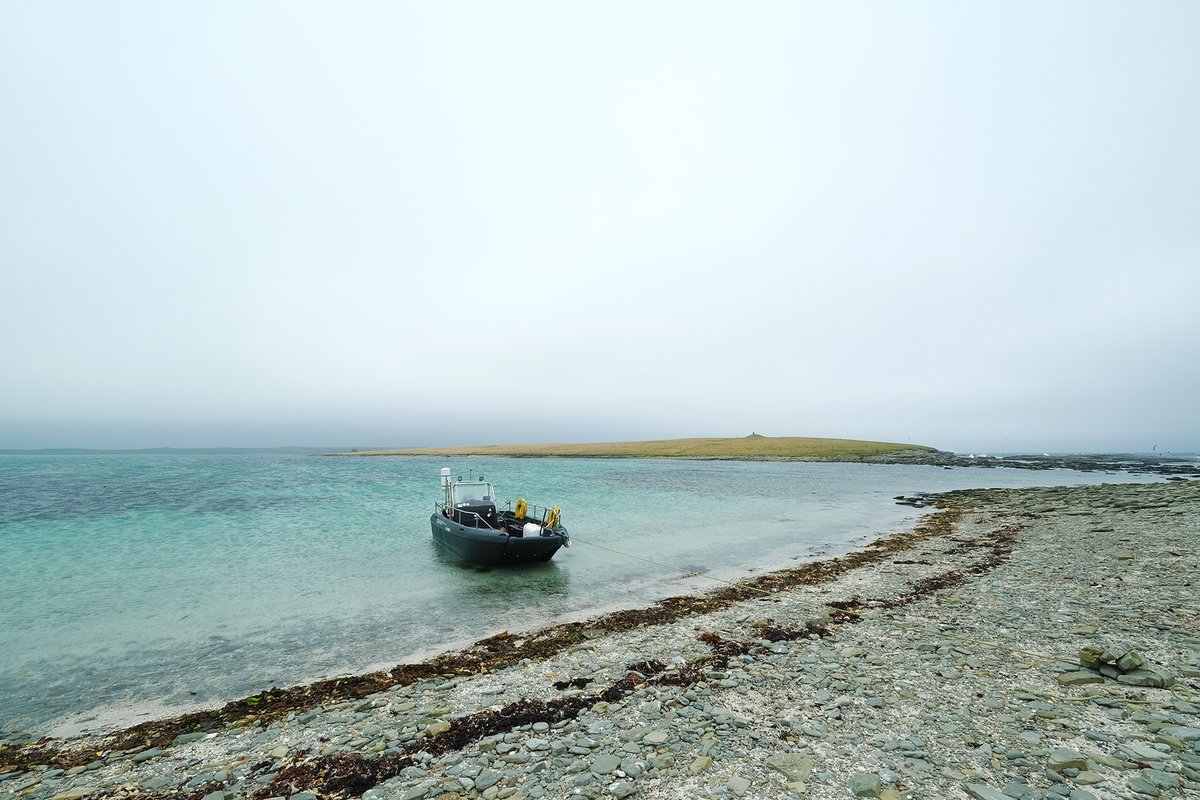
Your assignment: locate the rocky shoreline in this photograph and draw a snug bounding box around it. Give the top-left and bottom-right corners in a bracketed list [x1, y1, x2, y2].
[862, 450, 1200, 479]
[3, 480, 1198, 800]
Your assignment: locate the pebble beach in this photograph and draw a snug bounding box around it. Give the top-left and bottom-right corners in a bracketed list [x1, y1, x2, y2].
[3, 479, 1198, 800]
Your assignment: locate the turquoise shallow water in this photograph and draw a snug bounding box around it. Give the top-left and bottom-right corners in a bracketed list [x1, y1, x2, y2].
[0, 454, 1158, 735]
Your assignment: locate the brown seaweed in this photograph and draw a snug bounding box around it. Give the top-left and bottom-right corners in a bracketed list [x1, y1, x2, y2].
[3, 502, 969, 774]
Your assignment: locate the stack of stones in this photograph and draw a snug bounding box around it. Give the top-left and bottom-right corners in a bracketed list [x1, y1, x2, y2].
[1059, 642, 1177, 688]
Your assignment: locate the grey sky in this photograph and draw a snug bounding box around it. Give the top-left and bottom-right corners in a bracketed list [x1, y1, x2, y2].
[2, 1, 1197, 453]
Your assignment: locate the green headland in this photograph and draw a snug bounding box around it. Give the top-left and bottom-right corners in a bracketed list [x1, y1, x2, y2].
[335, 434, 935, 461]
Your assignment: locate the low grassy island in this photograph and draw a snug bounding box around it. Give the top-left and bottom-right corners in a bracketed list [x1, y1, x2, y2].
[336, 434, 936, 461]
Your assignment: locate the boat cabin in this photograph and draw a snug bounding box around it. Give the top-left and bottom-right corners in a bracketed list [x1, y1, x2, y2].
[444, 475, 497, 529]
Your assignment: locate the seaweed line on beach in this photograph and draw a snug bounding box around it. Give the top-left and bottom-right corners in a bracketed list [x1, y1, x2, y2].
[1, 500, 973, 775]
[7, 480, 1199, 800]
[232, 512, 1027, 800]
[249, 660, 708, 800]
[3, 494, 1019, 786]
[65, 503, 1037, 800]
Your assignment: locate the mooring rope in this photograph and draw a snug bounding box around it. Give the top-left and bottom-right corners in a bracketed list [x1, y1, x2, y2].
[567, 534, 780, 598]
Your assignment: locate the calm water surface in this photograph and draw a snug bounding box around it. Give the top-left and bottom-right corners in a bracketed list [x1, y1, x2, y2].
[0, 454, 1158, 735]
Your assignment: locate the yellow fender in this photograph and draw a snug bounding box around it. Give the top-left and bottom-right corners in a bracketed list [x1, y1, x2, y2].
[514, 498, 528, 520]
[545, 505, 561, 529]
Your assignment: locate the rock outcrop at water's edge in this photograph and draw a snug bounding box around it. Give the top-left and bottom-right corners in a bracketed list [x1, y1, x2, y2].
[864, 449, 1200, 478]
[2, 480, 1198, 800]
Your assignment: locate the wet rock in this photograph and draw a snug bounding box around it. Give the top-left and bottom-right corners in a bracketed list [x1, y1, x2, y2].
[400, 782, 434, 800]
[763, 753, 813, 783]
[476, 769, 502, 791]
[171, 732, 208, 747]
[848, 771, 882, 797]
[1078, 646, 1104, 669]
[1057, 670, 1103, 686]
[9, 775, 42, 793]
[1046, 748, 1088, 772]
[1127, 774, 1160, 796]
[1142, 769, 1179, 790]
[52, 789, 97, 800]
[142, 775, 178, 790]
[131, 747, 166, 763]
[999, 780, 1038, 799]
[610, 781, 637, 799]
[1116, 649, 1145, 672]
[591, 754, 621, 774]
[964, 785, 1012, 800]
[1119, 742, 1171, 762]
[1117, 667, 1176, 688]
[724, 775, 750, 796]
[1159, 725, 1200, 742]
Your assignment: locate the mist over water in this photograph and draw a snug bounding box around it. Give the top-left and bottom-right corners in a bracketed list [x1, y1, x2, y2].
[0, 454, 1160, 735]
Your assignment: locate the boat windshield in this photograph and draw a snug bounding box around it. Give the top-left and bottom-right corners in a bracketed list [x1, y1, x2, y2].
[454, 482, 495, 504]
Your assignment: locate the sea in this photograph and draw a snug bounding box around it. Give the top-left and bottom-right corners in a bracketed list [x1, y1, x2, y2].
[0, 453, 1165, 737]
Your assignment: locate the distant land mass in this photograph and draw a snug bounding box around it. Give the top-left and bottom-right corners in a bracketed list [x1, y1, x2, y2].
[334, 435, 935, 461]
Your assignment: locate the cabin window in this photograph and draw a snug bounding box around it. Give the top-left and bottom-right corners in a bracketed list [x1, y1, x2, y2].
[454, 483, 494, 504]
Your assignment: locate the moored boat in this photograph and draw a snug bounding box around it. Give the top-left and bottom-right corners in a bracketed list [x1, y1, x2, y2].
[430, 468, 570, 566]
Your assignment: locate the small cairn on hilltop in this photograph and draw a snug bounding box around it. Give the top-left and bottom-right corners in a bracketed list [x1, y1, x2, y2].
[1059, 641, 1177, 688]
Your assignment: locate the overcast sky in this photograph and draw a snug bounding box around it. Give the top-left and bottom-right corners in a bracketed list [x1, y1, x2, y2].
[2, 2, 1197, 453]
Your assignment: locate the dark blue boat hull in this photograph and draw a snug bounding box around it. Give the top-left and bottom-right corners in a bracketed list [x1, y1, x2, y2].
[430, 513, 568, 566]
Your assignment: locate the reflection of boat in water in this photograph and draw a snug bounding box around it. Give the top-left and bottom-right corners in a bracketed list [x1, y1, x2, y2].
[430, 543, 572, 597]
[430, 468, 570, 566]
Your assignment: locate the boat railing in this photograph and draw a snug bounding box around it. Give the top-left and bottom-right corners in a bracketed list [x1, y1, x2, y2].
[500, 500, 560, 529]
[435, 502, 498, 530]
